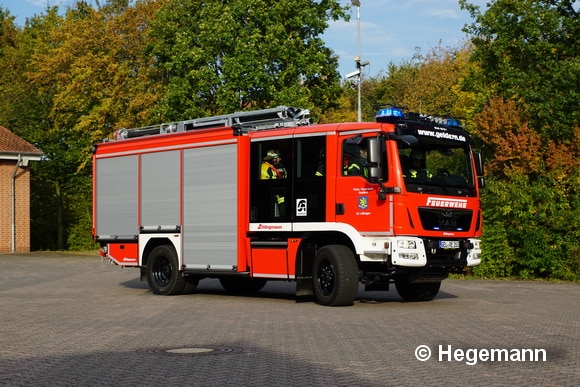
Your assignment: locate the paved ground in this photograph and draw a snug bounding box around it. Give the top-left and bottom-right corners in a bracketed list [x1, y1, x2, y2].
[0, 252, 578, 386]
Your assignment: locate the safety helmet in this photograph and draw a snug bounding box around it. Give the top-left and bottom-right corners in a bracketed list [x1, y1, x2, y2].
[343, 144, 360, 157]
[264, 149, 281, 161]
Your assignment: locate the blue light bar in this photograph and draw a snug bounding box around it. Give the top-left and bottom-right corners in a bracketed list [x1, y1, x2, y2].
[377, 107, 404, 119]
[376, 107, 405, 123]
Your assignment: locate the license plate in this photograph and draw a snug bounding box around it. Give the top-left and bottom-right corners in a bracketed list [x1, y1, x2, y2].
[439, 240, 460, 249]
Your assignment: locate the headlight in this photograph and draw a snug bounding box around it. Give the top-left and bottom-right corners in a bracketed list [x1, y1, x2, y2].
[397, 240, 417, 249]
[399, 253, 419, 260]
[468, 238, 481, 251]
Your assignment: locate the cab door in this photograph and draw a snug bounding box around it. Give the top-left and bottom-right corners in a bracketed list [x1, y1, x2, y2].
[249, 135, 326, 224]
[249, 138, 293, 223]
[292, 135, 326, 222]
[334, 134, 392, 233]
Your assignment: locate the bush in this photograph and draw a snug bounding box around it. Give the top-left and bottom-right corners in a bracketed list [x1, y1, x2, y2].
[475, 175, 579, 281]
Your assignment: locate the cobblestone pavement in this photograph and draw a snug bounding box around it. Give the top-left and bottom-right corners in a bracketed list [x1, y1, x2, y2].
[0, 252, 578, 386]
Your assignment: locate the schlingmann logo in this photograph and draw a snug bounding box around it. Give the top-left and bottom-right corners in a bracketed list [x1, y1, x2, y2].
[415, 345, 547, 366]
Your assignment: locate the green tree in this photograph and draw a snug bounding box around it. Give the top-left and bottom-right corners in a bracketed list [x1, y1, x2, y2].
[149, 0, 348, 120]
[472, 98, 580, 279]
[459, 0, 580, 280]
[318, 87, 357, 123]
[361, 44, 475, 122]
[0, 7, 19, 124]
[0, 7, 17, 55]
[19, 0, 166, 249]
[0, 7, 64, 249]
[460, 0, 579, 141]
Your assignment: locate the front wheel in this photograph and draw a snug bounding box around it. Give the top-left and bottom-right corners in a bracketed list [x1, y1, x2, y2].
[146, 245, 187, 295]
[395, 276, 441, 302]
[312, 245, 359, 306]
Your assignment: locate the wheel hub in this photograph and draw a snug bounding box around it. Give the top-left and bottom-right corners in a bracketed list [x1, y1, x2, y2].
[153, 257, 171, 286]
[318, 260, 335, 296]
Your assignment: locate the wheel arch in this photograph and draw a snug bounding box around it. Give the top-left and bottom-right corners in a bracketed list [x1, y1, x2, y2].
[140, 236, 180, 268]
[295, 231, 358, 279]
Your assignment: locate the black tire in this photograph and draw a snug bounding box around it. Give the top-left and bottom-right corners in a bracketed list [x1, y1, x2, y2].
[146, 245, 187, 295]
[219, 277, 268, 293]
[395, 276, 441, 302]
[312, 245, 359, 306]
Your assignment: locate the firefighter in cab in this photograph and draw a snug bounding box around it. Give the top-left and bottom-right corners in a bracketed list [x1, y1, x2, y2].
[343, 143, 368, 177]
[407, 150, 432, 179]
[261, 149, 287, 179]
[261, 149, 287, 217]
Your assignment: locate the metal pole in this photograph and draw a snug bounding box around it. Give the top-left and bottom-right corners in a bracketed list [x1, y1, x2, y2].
[11, 154, 22, 253]
[356, 4, 362, 122]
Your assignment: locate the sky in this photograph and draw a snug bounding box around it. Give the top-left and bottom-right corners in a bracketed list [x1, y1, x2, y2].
[1, 0, 489, 78]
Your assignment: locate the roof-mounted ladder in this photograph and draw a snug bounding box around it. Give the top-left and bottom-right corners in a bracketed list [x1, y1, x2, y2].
[114, 106, 311, 140]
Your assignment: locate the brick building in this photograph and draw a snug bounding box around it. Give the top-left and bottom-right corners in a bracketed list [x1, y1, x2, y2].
[0, 126, 43, 253]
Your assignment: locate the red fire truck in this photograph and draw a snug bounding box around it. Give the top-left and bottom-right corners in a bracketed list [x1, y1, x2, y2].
[92, 106, 483, 306]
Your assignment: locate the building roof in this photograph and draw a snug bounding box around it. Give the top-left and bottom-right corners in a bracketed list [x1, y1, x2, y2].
[0, 126, 43, 160]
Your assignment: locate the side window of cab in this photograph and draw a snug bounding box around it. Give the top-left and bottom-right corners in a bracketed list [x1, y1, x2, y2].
[250, 140, 291, 221]
[342, 137, 368, 177]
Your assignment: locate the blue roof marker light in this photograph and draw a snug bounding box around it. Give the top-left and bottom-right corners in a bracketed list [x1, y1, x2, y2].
[446, 118, 462, 127]
[376, 107, 405, 123]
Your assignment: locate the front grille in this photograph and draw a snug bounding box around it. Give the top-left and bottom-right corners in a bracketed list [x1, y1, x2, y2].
[418, 207, 472, 231]
[423, 239, 471, 267]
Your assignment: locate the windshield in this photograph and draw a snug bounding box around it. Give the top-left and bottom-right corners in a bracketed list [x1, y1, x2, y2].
[399, 145, 476, 196]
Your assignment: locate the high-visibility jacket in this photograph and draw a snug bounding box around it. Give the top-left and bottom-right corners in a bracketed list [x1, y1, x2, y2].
[344, 157, 367, 177]
[409, 168, 432, 178]
[261, 162, 287, 179]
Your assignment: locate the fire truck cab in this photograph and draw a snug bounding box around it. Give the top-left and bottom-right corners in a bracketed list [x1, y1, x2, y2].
[92, 106, 483, 306]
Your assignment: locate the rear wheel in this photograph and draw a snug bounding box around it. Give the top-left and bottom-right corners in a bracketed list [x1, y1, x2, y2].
[313, 245, 359, 306]
[146, 245, 186, 295]
[395, 276, 441, 302]
[219, 277, 268, 293]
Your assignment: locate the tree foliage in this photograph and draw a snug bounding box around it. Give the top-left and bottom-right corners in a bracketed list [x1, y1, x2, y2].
[460, 0, 579, 280]
[149, 0, 347, 120]
[0, 7, 17, 55]
[460, 0, 580, 140]
[472, 98, 579, 279]
[360, 44, 475, 122]
[13, 0, 170, 250]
